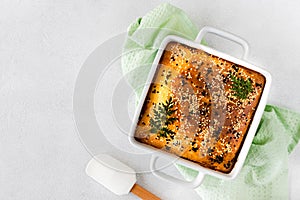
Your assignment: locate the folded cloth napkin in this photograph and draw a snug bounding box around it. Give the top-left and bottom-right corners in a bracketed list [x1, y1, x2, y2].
[121, 3, 300, 199]
[121, 3, 198, 101]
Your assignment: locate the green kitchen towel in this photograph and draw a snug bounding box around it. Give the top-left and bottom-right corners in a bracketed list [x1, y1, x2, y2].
[121, 3, 198, 101]
[176, 105, 300, 199]
[121, 3, 300, 200]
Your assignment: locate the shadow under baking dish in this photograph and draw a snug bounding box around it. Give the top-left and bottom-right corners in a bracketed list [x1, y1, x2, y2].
[133, 42, 266, 174]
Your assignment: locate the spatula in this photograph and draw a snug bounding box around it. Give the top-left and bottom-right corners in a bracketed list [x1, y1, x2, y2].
[86, 154, 160, 200]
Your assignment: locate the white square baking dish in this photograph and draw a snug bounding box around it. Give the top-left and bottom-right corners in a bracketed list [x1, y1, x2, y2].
[129, 26, 272, 188]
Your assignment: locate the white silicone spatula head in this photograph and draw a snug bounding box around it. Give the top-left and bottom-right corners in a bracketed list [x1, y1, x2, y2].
[86, 154, 136, 195]
[86, 154, 160, 200]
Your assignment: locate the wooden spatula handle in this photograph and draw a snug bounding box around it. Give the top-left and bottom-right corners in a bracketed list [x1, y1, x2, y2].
[130, 184, 161, 200]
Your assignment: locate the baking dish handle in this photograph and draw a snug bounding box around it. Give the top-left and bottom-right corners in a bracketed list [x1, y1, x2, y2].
[150, 154, 205, 188]
[195, 26, 249, 60]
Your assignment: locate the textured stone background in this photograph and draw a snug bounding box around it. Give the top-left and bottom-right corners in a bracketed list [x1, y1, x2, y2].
[0, 0, 299, 199]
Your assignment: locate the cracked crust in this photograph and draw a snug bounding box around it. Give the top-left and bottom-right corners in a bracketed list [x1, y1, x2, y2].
[134, 42, 265, 173]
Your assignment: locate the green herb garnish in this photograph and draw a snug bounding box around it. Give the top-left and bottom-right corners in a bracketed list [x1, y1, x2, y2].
[149, 97, 178, 139]
[230, 73, 253, 99]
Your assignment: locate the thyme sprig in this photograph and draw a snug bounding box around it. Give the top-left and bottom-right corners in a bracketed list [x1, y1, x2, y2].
[230, 73, 253, 99]
[150, 97, 178, 139]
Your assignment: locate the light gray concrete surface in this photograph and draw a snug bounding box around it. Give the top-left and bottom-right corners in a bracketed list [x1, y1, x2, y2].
[0, 0, 299, 199]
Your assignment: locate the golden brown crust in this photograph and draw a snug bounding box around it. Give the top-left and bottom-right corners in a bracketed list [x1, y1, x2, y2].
[134, 42, 265, 173]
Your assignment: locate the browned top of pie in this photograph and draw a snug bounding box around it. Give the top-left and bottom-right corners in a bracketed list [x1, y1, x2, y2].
[134, 42, 265, 173]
